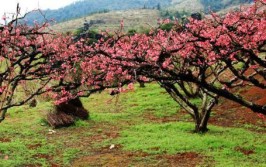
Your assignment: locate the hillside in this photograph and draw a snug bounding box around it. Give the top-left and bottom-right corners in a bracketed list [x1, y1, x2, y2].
[168, 0, 204, 13]
[24, 0, 171, 25]
[50, 0, 253, 34]
[165, 0, 253, 13]
[51, 9, 160, 33]
[200, 0, 253, 12]
[23, 0, 253, 25]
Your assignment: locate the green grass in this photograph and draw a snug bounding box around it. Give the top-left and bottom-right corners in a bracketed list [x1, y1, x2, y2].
[81, 83, 183, 124]
[62, 148, 80, 165]
[117, 122, 266, 167]
[0, 83, 265, 166]
[0, 103, 88, 167]
[121, 84, 180, 118]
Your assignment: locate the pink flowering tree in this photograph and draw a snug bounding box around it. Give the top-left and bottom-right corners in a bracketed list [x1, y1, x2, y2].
[0, 13, 136, 123]
[177, 0, 266, 114]
[0, 19, 80, 122]
[1, 1, 265, 132]
[81, 30, 220, 132]
[78, 0, 265, 132]
[44, 0, 266, 131]
[0, 24, 138, 123]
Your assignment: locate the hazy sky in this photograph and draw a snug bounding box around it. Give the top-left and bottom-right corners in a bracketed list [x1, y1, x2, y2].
[0, 0, 78, 21]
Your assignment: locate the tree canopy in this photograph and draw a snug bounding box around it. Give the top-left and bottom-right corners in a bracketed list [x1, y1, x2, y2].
[0, 0, 265, 132]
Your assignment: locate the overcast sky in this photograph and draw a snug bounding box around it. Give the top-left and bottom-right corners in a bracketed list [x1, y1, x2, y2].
[0, 0, 78, 23]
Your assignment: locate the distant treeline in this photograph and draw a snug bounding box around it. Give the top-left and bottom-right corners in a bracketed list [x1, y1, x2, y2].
[160, 0, 253, 20]
[200, 0, 253, 12]
[23, 0, 171, 24]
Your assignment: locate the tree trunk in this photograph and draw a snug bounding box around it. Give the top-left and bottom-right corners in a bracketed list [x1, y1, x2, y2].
[159, 82, 218, 133]
[194, 115, 209, 133]
[195, 124, 209, 133]
[138, 80, 145, 88]
[194, 96, 217, 133]
[0, 109, 7, 123]
[195, 118, 209, 133]
[199, 115, 210, 132]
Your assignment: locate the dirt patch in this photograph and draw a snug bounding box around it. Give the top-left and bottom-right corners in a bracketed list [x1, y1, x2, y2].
[88, 131, 119, 144]
[158, 152, 203, 167]
[50, 163, 61, 167]
[72, 151, 204, 167]
[86, 125, 120, 145]
[143, 110, 189, 124]
[0, 138, 11, 143]
[72, 153, 130, 167]
[209, 86, 266, 131]
[235, 147, 255, 156]
[242, 87, 266, 121]
[240, 86, 266, 100]
[210, 99, 266, 131]
[144, 113, 182, 123]
[72, 143, 204, 167]
[198, 84, 266, 130]
[28, 154, 59, 167]
[33, 153, 52, 160]
[27, 143, 42, 150]
[72, 145, 134, 166]
[210, 99, 249, 127]
[24, 164, 42, 167]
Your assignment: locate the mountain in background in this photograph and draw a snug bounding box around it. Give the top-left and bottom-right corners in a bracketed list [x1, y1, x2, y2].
[199, 0, 253, 12]
[23, 0, 253, 25]
[162, 0, 253, 20]
[24, 0, 171, 24]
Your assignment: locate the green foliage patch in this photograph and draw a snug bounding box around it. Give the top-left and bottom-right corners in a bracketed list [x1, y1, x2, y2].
[117, 122, 266, 166]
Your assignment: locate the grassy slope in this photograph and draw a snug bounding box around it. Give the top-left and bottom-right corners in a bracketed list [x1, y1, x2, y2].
[50, 0, 253, 34]
[51, 9, 160, 33]
[168, 0, 204, 12]
[0, 83, 265, 166]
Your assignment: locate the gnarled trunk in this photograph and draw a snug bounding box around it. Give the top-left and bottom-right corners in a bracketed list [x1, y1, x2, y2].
[194, 95, 217, 133]
[0, 109, 7, 123]
[194, 110, 210, 133]
[159, 81, 218, 133]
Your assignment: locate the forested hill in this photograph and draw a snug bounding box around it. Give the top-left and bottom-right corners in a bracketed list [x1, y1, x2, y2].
[24, 0, 171, 24]
[24, 0, 253, 24]
[200, 0, 253, 12]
